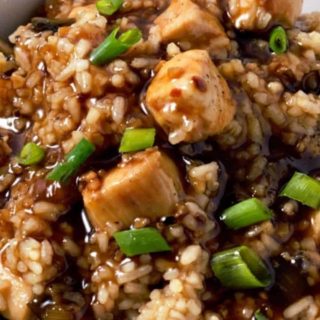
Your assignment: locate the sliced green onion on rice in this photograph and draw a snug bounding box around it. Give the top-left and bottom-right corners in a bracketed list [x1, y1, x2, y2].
[47, 138, 95, 183]
[280, 172, 320, 209]
[96, 0, 123, 15]
[254, 310, 268, 320]
[119, 128, 156, 153]
[18, 142, 45, 166]
[90, 27, 142, 65]
[220, 198, 273, 230]
[211, 246, 273, 289]
[269, 26, 288, 54]
[113, 227, 171, 257]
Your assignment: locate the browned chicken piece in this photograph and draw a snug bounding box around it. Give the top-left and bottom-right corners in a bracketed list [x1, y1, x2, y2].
[311, 210, 320, 244]
[227, 0, 303, 30]
[155, 0, 229, 51]
[266, 0, 303, 26]
[82, 148, 184, 229]
[146, 50, 236, 144]
[0, 264, 33, 320]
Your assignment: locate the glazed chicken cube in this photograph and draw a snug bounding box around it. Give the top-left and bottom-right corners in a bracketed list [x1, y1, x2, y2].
[266, 0, 303, 26]
[146, 50, 235, 144]
[0, 264, 32, 320]
[82, 148, 183, 229]
[227, 0, 303, 30]
[155, 0, 228, 50]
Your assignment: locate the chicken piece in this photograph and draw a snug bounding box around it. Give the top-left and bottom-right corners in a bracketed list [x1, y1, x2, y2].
[227, 0, 303, 30]
[82, 148, 184, 229]
[155, 0, 229, 52]
[311, 210, 320, 244]
[146, 50, 235, 144]
[266, 0, 303, 26]
[0, 263, 33, 320]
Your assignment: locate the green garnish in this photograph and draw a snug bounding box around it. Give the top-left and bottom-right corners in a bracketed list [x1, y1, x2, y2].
[255, 310, 268, 320]
[211, 246, 273, 289]
[220, 198, 273, 230]
[269, 26, 288, 54]
[47, 138, 95, 183]
[119, 128, 156, 153]
[18, 142, 45, 166]
[89, 27, 142, 65]
[96, 0, 123, 15]
[280, 172, 320, 209]
[113, 227, 171, 257]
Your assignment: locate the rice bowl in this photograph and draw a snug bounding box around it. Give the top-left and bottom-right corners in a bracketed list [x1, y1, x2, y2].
[0, 0, 319, 319]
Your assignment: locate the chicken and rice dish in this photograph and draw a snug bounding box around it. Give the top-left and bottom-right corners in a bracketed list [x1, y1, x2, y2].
[0, 0, 320, 319]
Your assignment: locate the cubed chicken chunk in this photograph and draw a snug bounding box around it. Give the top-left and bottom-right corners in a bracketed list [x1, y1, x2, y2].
[0, 264, 32, 320]
[227, 0, 303, 30]
[311, 210, 320, 244]
[155, 0, 229, 52]
[146, 50, 236, 144]
[82, 148, 184, 229]
[266, 0, 303, 26]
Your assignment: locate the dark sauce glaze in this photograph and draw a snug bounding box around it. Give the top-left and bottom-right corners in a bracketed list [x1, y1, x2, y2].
[1, 2, 320, 319]
[2, 100, 319, 319]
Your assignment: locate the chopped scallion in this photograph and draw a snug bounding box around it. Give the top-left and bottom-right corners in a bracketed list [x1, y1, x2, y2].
[47, 138, 95, 183]
[280, 172, 320, 209]
[269, 26, 288, 54]
[119, 128, 156, 153]
[18, 142, 45, 166]
[96, 0, 123, 15]
[90, 27, 142, 65]
[220, 198, 273, 230]
[255, 310, 268, 320]
[211, 246, 273, 289]
[113, 227, 171, 257]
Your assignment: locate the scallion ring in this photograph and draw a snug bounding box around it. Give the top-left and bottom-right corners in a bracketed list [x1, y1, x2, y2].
[96, 0, 123, 15]
[18, 142, 45, 166]
[220, 198, 273, 230]
[211, 246, 273, 289]
[269, 26, 288, 54]
[89, 27, 142, 65]
[47, 138, 95, 183]
[113, 227, 171, 257]
[119, 128, 156, 153]
[255, 310, 268, 320]
[280, 172, 320, 209]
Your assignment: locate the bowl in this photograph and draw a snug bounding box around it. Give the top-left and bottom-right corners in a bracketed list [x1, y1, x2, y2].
[0, 0, 43, 39]
[303, 0, 318, 13]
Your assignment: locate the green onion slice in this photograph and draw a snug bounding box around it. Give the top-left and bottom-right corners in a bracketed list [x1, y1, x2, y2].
[96, 0, 123, 15]
[211, 246, 273, 289]
[90, 27, 142, 65]
[280, 172, 320, 209]
[269, 26, 288, 54]
[255, 310, 268, 320]
[18, 142, 45, 166]
[119, 128, 156, 153]
[113, 227, 171, 257]
[220, 198, 273, 230]
[47, 138, 95, 183]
